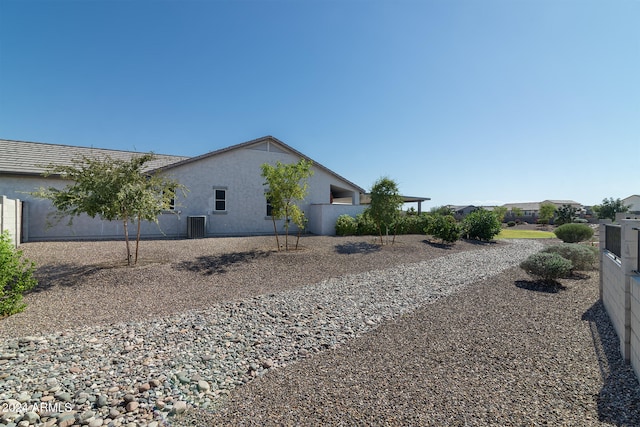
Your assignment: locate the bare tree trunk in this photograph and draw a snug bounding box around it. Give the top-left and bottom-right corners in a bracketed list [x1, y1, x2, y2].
[271, 217, 280, 251]
[134, 216, 141, 265]
[123, 218, 131, 266]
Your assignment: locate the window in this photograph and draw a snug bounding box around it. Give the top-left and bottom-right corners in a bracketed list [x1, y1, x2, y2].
[266, 197, 273, 217]
[213, 188, 226, 212]
[161, 188, 175, 211]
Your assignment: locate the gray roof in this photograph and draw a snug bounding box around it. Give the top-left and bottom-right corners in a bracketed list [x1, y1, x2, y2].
[541, 199, 582, 206]
[0, 139, 189, 176]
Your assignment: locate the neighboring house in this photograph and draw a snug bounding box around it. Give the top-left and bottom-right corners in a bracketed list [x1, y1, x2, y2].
[444, 205, 477, 219]
[0, 136, 378, 241]
[623, 195, 640, 214]
[503, 202, 541, 219]
[502, 199, 585, 222]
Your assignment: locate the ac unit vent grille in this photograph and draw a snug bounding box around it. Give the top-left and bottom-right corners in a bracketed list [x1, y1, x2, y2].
[187, 216, 206, 238]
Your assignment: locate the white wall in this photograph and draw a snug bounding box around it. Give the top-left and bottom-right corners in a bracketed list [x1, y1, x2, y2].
[165, 145, 363, 236]
[1, 143, 364, 240]
[1, 174, 184, 241]
[0, 195, 21, 247]
[308, 204, 366, 235]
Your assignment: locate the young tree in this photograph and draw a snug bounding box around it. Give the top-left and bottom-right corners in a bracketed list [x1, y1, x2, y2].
[261, 159, 314, 251]
[554, 204, 578, 226]
[492, 206, 508, 223]
[366, 177, 403, 245]
[35, 154, 184, 265]
[593, 197, 631, 222]
[511, 207, 524, 218]
[538, 203, 556, 224]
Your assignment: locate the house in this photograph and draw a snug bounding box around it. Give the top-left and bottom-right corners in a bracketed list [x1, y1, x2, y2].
[503, 202, 541, 219]
[444, 205, 477, 219]
[502, 199, 585, 222]
[623, 195, 640, 214]
[0, 136, 381, 241]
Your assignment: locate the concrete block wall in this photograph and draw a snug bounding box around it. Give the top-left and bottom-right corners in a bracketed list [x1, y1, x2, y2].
[0, 195, 21, 247]
[600, 219, 640, 380]
[602, 252, 626, 355]
[631, 276, 640, 379]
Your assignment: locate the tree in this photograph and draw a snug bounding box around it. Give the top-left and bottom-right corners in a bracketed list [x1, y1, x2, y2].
[492, 206, 508, 223]
[511, 207, 523, 218]
[35, 154, 184, 265]
[366, 177, 403, 245]
[538, 203, 556, 224]
[462, 208, 502, 241]
[593, 197, 630, 222]
[554, 204, 578, 226]
[261, 159, 314, 251]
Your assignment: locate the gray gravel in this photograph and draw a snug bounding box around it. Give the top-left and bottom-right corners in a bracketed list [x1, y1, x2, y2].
[1, 236, 639, 426]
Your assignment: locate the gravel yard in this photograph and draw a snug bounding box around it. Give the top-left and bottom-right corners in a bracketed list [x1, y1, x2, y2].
[1, 234, 639, 426]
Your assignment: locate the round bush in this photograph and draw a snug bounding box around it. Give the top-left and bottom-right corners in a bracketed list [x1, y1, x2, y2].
[520, 252, 573, 282]
[462, 209, 502, 241]
[335, 214, 357, 236]
[507, 221, 516, 227]
[541, 243, 597, 271]
[424, 214, 461, 244]
[553, 223, 594, 243]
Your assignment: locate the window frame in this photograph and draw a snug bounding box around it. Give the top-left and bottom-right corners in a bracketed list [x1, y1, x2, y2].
[213, 186, 227, 213]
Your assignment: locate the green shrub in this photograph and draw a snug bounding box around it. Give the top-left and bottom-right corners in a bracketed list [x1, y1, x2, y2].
[335, 214, 358, 236]
[573, 218, 588, 223]
[520, 252, 573, 282]
[424, 214, 461, 244]
[355, 212, 378, 236]
[507, 221, 516, 227]
[553, 223, 594, 243]
[541, 243, 597, 271]
[462, 209, 502, 241]
[398, 213, 430, 235]
[0, 231, 37, 316]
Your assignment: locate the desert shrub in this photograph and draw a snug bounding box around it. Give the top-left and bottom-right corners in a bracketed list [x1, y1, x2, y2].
[0, 231, 37, 316]
[335, 214, 358, 236]
[507, 221, 516, 227]
[537, 219, 549, 225]
[355, 212, 378, 236]
[399, 213, 430, 235]
[462, 209, 502, 241]
[553, 223, 594, 243]
[424, 214, 461, 244]
[520, 252, 573, 282]
[541, 243, 597, 271]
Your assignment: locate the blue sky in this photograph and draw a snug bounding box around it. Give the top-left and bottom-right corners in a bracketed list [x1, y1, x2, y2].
[1, 0, 638, 208]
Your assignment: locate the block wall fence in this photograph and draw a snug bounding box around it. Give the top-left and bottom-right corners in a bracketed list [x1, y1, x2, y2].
[600, 219, 640, 381]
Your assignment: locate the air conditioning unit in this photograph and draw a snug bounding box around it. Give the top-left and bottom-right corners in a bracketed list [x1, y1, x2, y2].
[187, 216, 206, 239]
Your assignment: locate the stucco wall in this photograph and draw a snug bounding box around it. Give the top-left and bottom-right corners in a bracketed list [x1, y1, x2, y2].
[308, 204, 366, 235]
[1, 144, 363, 240]
[165, 145, 362, 236]
[0, 195, 21, 246]
[1, 174, 184, 241]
